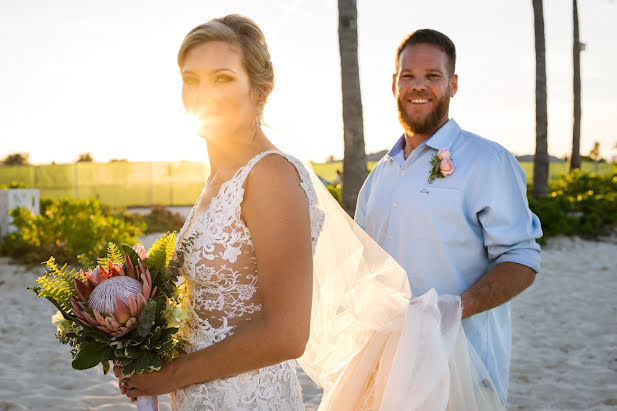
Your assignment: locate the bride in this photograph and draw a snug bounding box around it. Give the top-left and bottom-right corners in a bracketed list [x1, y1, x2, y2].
[115, 14, 504, 410]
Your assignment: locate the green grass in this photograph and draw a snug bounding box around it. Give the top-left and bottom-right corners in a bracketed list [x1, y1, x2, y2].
[0, 160, 613, 207]
[312, 160, 614, 185]
[311, 161, 379, 183]
[518, 161, 613, 184]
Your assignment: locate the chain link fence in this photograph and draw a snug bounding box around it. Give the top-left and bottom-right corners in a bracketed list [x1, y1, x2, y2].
[0, 162, 209, 207]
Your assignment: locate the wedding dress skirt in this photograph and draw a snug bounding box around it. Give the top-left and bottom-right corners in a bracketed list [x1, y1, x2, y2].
[298, 161, 505, 410]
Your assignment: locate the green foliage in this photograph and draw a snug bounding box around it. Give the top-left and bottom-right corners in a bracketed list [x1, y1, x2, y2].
[529, 169, 617, 241]
[141, 206, 186, 234]
[326, 184, 341, 204]
[30, 231, 186, 378]
[32, 257, 79, 316]
[145, 232, 176, 291]
[0, 181, 29, 189]
[76, 152, 94, 163]
[72, 342, 107, 370]
[134, 300, 157, 339]
[97, 243, 125, 266]
[0, 198, 143, 265]
[1, 152, 29, 166]
[427, 152, 445, 184]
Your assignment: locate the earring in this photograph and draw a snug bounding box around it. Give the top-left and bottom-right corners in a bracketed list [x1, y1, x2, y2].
[256, 100, 262, 128]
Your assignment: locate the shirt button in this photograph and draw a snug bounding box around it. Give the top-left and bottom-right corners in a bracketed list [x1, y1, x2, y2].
[393, 202, 399, 208]
[387, 235, 393, 240]
[401, 170, 406, 176]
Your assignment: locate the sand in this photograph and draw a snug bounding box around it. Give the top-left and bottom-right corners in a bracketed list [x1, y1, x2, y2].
[0, 234, 615, 410]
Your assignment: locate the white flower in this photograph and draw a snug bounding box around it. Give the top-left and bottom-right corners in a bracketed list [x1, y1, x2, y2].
[163, 301, 188, 328]
[51, 310, 73, 335]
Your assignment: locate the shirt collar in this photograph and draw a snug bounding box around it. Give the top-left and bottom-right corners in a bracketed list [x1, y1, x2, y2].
[387, 118, 461, 158]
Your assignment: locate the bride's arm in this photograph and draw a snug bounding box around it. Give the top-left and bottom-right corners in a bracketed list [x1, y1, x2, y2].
[121, 155, 314, 396]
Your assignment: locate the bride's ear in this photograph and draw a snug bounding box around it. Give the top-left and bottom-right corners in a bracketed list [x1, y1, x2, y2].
[253, 85, 272, 105]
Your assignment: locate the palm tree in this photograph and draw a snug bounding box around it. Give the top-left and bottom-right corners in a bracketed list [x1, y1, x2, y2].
[569, 0, 582, 172]
[532, 0, 549, 198]
[338, 0, 367, 216]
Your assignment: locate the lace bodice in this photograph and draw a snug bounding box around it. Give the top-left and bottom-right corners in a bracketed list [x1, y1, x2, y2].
[171, 150, 324, 410]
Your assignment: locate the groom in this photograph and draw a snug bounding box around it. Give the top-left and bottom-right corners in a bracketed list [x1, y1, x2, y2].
[354, 29, 542, 403]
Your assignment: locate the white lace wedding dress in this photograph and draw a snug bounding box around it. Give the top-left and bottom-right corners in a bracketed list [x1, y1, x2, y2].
[171, 150, 324, 411]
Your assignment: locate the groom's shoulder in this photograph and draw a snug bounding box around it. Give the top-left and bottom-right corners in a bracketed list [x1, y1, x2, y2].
[456, 128, 514, 161]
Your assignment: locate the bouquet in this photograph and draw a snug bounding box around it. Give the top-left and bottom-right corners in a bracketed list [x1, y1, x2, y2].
[31, 232, 188, 411]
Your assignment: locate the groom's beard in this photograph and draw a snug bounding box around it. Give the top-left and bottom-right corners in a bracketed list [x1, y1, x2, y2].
[397, 90, 450, 136]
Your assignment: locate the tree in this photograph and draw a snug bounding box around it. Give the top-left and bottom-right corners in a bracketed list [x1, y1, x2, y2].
[532, 0, 549, 198]
[569, 0, 583, 172]
[589, 141, 601, 173]
[338, 0, 367, 216]
[1, 152, 30, 166]
[76, 152, 94, 162]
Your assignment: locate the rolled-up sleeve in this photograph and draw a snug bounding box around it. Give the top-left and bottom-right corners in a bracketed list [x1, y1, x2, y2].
[475, 150, 542, 273]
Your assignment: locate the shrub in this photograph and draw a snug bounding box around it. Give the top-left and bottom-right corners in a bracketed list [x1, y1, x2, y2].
[326, 184, 342, 204]
[1, 198, 144, 265]
[141, 206, 186, 234]
[529, 168, 617, 241]
[0, 181, 29, 189]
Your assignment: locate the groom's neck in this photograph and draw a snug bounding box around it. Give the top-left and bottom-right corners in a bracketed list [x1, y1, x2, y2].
[403, 133, 430, 159]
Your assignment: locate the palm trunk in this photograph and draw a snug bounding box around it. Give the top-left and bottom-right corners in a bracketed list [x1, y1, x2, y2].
[569, 0, 582, 172]
[338, 0, 367, 216]
[532, 0, 549, 198]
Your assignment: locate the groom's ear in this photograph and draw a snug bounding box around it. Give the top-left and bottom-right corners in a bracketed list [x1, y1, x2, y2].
[449, 74, 459, 97]
[392, 73, 397, 97]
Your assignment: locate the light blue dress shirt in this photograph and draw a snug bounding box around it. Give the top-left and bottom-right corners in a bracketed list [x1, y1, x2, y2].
[354, 119, 542, 402]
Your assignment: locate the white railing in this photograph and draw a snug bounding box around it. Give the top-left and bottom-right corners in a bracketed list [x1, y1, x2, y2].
[0, 189, 40, 238]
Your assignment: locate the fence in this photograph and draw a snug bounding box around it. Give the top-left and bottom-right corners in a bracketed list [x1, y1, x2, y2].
[0, 162, 210, 207]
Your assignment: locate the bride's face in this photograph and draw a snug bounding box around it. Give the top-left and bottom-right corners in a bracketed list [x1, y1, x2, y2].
[181, 41, 257, 142]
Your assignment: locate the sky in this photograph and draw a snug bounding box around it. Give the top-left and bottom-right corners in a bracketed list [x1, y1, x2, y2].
[1, 0, 616, 164]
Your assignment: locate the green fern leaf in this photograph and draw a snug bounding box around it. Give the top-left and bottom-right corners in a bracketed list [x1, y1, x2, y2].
[145, 232, 175, 277]
[34, 257, 80, 314]
[106, 243, 125, 264]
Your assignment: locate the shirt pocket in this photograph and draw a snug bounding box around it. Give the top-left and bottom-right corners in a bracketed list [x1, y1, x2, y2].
[407, 186, 467, 244]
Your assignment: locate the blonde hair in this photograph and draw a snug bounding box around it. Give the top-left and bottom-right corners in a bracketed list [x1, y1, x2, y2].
[178, 14, 274, 102]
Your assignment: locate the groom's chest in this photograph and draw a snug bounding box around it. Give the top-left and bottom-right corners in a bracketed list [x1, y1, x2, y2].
[365, 159, 470, 243]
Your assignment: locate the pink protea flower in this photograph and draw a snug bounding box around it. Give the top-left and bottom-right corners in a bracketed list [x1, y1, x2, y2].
[71, 256, 156, 337]
[133, 244, 148, 261]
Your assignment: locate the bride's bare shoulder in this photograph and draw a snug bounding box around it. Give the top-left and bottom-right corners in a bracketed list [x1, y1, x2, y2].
[245, 152, 304, 192]
[242, 152, 310, 222]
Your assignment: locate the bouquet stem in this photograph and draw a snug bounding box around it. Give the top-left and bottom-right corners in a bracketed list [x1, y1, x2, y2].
[136, 395, 158, 411]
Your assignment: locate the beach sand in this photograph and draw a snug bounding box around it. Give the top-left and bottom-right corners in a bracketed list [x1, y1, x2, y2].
[0, 235, 615, 410]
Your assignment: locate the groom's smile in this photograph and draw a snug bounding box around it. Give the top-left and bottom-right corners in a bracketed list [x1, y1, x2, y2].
[393, 42, 458, 138]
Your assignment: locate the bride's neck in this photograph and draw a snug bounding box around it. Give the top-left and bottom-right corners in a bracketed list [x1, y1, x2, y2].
[206, 128, 275, 176]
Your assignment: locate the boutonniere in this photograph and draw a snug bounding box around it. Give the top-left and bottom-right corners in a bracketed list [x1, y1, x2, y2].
[428, 149, 454, 183]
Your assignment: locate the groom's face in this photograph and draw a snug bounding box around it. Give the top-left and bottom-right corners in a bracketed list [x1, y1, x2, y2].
[393, 43, 458, 136]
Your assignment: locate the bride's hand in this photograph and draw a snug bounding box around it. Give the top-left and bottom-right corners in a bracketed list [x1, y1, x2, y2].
[114, 361, 178, 398]
[113, 363, 136, 402]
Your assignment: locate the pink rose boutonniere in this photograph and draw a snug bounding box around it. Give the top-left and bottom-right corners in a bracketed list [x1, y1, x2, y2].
[428, 149, 454, 183]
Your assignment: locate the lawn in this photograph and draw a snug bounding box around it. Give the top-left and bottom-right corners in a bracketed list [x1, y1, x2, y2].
[1, 160, 613, 207]
[311, 160, 614, 185]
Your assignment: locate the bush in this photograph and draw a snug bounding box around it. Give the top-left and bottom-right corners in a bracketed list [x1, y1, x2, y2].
[140, 206, 186, 234]
[0, 181, 29, 189]
[1, 198, 144, 265]
[326, 184, 342, 204]
[529, 168, 617, 241]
